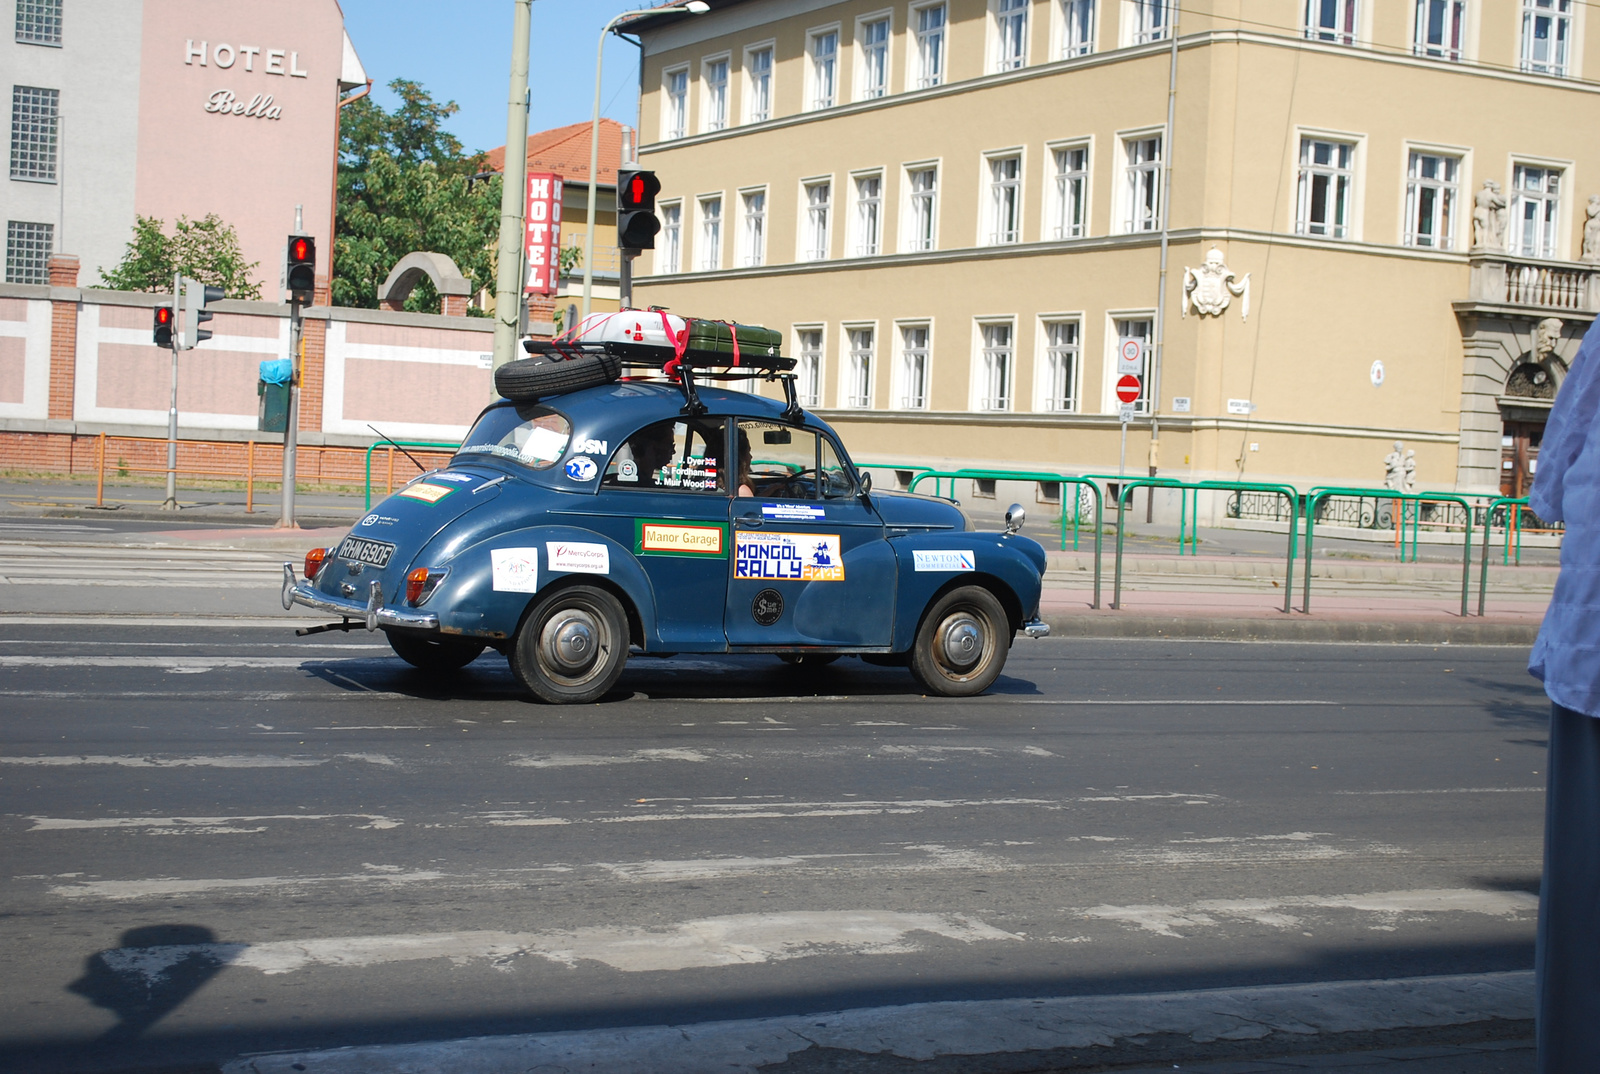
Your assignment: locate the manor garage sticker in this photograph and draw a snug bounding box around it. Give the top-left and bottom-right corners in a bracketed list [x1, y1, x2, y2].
[734, 532, 844, 582]
[397, 482, 455, 504]
[635, 520, 728, 558]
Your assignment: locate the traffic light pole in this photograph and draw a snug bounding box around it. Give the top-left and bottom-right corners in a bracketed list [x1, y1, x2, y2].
[163, 272, 181, 511]
[619, 250, 634, 309]
[280, 299, 302, 528]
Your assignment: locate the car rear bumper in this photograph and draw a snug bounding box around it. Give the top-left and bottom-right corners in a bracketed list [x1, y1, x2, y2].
[281, 563, 439, 632]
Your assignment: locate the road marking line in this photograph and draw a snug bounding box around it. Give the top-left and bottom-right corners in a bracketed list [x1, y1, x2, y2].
[1080, 887, 1539, 938]
[0, 753, 396, 768]
[1333, 787, 1543, 795]
[25, 814, 401, 832]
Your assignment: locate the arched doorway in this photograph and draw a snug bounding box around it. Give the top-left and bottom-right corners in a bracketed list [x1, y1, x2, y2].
[1498, 324, 1565, 497]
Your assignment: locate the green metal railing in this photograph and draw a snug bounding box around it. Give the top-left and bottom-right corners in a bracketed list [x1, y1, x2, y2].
[1110, 480, 1300, 612]
[1477, 496, 1533, 616]
[1083, 474, 1201, 555]
[1302, 487, 1474, 616]
[364, 440, 460, 509]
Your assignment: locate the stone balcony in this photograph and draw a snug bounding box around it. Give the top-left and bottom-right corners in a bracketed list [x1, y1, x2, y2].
[1467, 250, 1600, 312]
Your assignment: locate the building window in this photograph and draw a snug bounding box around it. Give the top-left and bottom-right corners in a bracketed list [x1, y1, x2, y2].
[994, 0, 1029, 71]
[978, 323, 1014, 411]
[1122, 135, 1162, 232]
[1130, 0, 1171, 44]
[10, 85, 59, 182]
[987, 154, 1022, 245]
[859, 17, 890, 100]
[1304, 0, 1357, 44]
[1041, 320, 1080, 412]
[745, 46, 773, 123]
[1295, 137, 1355, 238]
[741, 189, 766, 267]
[1404, 151, 1459, 249]
[808, 29, 839, 110]
[4, 220, 52, 283]
[1512, 164, 1562, 259]
[16, 0, 63, 45]
[846, 327, 875, 407]
[913, 3, 947, 88]
[1521, 0, 1572, 76]
[1061, 0, 1096, 57]
[899, 324, 930, 409]
[802, 179, 832, 261]
[1413, 0, 1466, 61]
[1115, 318, 1152, 412]
[703, 58, 729, 132]
[659, 202, 682, 273]
[796, 328, 823, 407]
[1051, 144, 1089, 239]
[905, 165, 939, 251]
[664, 68, 689, 139]
[853, 173, 883, 256]
[699, 196, 722, 270]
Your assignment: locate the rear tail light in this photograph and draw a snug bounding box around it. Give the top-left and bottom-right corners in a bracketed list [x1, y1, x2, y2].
[406, 566, 447, 605]
[304, 547, 328, 579]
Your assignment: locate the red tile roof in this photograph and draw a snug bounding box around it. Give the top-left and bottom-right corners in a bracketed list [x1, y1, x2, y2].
[484, 118, 629, 187]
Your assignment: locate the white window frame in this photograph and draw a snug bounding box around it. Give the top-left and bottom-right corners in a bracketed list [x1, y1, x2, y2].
[856, 12, 893, 101]
[850, 170, 885, 257]
[983, 149, 1025, 246]
[901, 161, 940, 252]
[1057, 0, 1097, 58]
[1047, 139, 1092, 240]
[991, 0, 1030, 72]
[1036, 316, 1083, 413]
[744, 42, 775, 123]
[893, 320, 933, 410]
[1104, 314, 1153, 413]
[1117, 129, 1163, 234]
[1413, 0, 1467, 61]
[972, 318, 1017, 412]
[793, 324, 826, 408]
[1293, 131, 1362, 240]
[1304, 0, 1359, 44]
[1511, 159, 1567, 260]
[1401, 144, 1465, 250]
[657, 200, 683, 274]
[843, 322, 878, 408]
[800, 177, 833, 261]
[910, 1, 948, 89]
[701, 54, 730, 133]
[1124, 0, 1171, 45]
[662, 65, 690, 140]
[806, 25, 842, 111]
[739, 186, 768, 267]
[1521, 0, 1573, 76]
[697, 194, 724, 271]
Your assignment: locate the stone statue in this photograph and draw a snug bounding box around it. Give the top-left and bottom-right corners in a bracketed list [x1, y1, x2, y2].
[1402, 450, 1417, 494]
[1584, 196, 1600, 262]
[1536, 317, 1565, 361]
[1383, 440, 1416, 493]
[1473, 180, 1507, 251]
[1182, 247, 1251, 321]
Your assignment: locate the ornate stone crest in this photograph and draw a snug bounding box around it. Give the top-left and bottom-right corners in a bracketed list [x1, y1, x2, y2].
[1182, 247, 1250, 321]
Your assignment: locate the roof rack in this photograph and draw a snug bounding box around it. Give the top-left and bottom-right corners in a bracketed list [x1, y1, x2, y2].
[522, 340, 804, 422]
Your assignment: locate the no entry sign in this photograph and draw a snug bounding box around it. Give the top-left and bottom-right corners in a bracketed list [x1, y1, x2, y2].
[1115, 374, 1142, 404]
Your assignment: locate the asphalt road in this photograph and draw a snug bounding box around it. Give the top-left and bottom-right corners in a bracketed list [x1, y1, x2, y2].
[0, 626, 1546, 1073]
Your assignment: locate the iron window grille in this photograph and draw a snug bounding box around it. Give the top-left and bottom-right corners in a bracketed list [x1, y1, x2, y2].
[746, 48, 773, 122]
[796, 330, 823, 407]
[664, 69, 688, 139]
[698, 197, 722, 270]
[847, 328, 875, 407]
[979, 323, 1013, 411]
[913, 3, 947, 88]
[907, 167, 938, 251]
[1123, 136, 1162, 232]
[803, 181, 832, 261]
[987, 156, 1022, 244]
[703, 59, 728, 132]
[809, 30, 838, 110]
[741, 191, 766, 267]
[1053, 145, 1089, 239]
[859, 18, 890, 99]
[659, 204, 682, 273]
[1061, 0, 1095, 57]
[995, 0, 1029, 71]
[900, 325, 930, 409]
[854, 174, 882, 256]
[1043, 321, 1080, 411]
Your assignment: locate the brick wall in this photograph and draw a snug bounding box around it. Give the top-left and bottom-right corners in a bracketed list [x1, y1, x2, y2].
[298, 275, 331, 432]
[46, 256, 79, 419]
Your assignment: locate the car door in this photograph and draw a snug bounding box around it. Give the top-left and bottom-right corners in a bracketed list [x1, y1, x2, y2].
[725, 420, 896, 647]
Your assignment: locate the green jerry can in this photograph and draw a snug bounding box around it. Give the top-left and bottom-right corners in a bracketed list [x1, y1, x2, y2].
[258, 359, 292, 433]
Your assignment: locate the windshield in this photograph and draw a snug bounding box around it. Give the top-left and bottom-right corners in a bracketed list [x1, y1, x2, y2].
[455, 403, 570, 469]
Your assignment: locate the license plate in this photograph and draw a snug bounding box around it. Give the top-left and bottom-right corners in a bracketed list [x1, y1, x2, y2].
[338, 536, 396, 568]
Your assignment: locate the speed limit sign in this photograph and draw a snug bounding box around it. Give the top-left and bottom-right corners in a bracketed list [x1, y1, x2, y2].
[1118, 339, 1143, 375]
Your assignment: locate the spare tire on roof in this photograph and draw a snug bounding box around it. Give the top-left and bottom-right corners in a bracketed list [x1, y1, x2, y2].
[496, 348, 621, 401]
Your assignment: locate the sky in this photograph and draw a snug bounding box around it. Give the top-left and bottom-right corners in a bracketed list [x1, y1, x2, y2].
[338, 0, 663, 155]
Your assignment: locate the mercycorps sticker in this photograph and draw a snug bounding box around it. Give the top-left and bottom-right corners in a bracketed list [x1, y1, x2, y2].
[398, 482, 454, 504]
[546, 541, 610, 575]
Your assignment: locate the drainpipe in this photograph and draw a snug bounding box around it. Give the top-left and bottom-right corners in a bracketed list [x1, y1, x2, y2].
[1149, 4, 1181, 522]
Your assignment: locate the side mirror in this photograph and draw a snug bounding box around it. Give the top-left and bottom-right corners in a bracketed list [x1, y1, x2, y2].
[859, 470, 872, 497]
[1004, 503, 1025, 534]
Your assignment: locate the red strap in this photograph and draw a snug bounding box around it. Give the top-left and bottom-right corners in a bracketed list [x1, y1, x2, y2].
[727, 321, 740, 367]
[660, 311, 689, 380]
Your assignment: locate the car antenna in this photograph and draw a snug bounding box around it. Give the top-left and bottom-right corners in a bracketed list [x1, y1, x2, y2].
[367, 424, 429, 474]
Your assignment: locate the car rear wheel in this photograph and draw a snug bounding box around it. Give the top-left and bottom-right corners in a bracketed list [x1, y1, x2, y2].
[909, 586, 1009, 697]
[510, 585, 629, 704]
[386, 631, 486, 671]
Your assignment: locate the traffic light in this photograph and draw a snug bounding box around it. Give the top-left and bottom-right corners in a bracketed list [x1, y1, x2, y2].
[286, 234, 316, 302]
[616, 169, 661, 250]
[180, 278, 225, 350]
[153, 304, 174, 347]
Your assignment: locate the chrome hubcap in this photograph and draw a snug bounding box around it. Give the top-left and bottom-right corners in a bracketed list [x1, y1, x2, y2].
[935, 612, 984, 672]
[541, 609, 602, 676]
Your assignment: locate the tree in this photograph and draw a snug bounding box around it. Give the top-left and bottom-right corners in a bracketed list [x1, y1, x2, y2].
[99, 214, 262, 300]
[334, 79, 499, 313]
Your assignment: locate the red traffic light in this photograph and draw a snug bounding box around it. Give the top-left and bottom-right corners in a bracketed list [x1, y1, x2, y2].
[292, 237, 310, 262]
[286, 233, 317, 300]
[617, 169, 660, 212]
[155, 307, 171, 325]
[153, 304, 174, 346]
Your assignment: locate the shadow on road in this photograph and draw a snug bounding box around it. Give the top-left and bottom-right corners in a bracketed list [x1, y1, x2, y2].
[67, 924, 230, 1044]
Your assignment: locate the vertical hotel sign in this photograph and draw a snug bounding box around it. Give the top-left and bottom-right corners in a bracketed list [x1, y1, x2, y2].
[525, 172, 562, 296]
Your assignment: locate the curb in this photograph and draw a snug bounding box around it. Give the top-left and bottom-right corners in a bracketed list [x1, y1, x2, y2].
[36, 507, 359, 528]
[1042, 613, 1540, 645]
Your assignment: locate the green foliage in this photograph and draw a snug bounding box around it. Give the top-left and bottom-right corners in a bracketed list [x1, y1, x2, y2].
[558, 244, 584, 276]
[335, 79, 499, 312]
[99, 214, 262, 300]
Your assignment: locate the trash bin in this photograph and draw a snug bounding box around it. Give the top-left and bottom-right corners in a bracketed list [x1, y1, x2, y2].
[258, 359, 292, 433]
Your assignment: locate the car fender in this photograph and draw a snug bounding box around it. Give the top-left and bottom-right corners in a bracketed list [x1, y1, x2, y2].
[889, 532, 1046, 649]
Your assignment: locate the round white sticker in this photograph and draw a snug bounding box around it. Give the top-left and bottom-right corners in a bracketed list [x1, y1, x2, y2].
[1369, 360, 1385, 387]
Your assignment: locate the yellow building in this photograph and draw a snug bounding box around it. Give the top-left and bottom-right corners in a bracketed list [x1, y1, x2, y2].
[623, 0, 1599, 502]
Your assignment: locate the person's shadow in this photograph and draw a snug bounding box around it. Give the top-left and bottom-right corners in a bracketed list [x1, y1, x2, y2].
[67, 924, 233, 1042]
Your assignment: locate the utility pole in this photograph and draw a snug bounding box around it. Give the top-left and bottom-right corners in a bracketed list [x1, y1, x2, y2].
[281, 206, 315, 529]
[491, 0, 534, 379]
[163, 270, 181, 510]
[1148, 7, 1181, 523]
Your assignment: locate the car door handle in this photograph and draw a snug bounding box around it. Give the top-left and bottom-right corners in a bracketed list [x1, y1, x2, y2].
[735, 514, 763, 528]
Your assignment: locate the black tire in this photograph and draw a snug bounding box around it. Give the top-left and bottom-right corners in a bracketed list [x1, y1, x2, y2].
[386, 631, 486, 672]
[496, 350, 621, 401]
[778, 652, 840, 666]
[909, 586, 1010, 697]
[509, 585, 629, 704]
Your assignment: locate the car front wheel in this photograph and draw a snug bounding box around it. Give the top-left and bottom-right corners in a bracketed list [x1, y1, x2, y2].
[909, 586, 1009, 697]
[386, 631, 486, 672]
[510, 585, 629, 704]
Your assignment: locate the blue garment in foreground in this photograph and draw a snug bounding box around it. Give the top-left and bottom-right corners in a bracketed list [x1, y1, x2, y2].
[1528, 316, 1600, 719]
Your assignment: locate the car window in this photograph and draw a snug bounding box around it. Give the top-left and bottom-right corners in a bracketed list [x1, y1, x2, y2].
[819, 435, 855, 498]
[736, 420, 819, 500]
[602, 417, 728, 493]
[455, 404, 570, 469]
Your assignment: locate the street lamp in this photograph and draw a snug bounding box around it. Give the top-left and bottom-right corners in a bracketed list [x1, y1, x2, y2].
[582, 1, 710, 320]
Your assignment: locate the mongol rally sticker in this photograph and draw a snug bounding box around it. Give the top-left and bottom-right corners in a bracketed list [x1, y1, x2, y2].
[398, 482, 454, 504]
[734, 532, 844, 582]
[913, 549, 976, 572]
[635, 519, 728, 557]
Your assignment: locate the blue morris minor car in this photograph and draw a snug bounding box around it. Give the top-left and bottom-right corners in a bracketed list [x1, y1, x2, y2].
[282, 321, 1049, 703]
